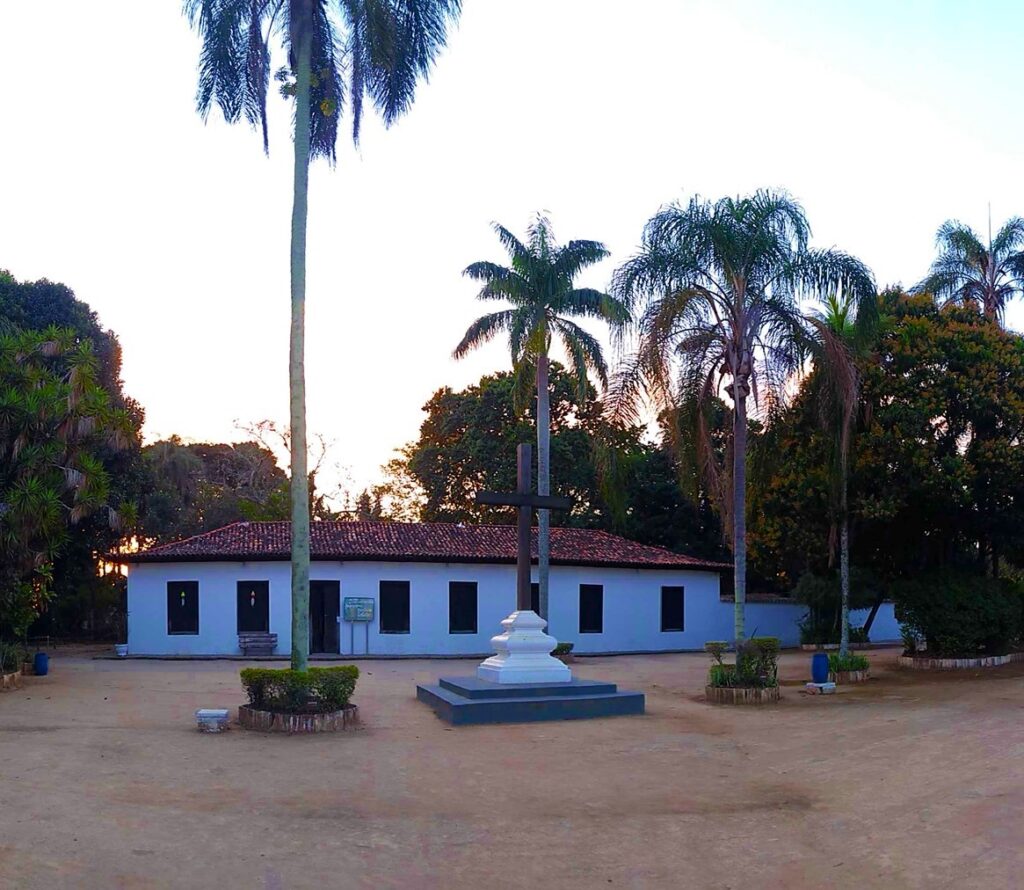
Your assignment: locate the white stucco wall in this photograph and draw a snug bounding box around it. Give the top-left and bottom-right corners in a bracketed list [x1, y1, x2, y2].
[126, 560, 902, 656]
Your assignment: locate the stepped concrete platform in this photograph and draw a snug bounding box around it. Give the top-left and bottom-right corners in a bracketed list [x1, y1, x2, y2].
[416, 675, 645, 725]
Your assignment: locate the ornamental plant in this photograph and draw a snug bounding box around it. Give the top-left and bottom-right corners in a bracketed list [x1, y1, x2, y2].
[240, 666, 359, 714]
[828, 652, 869, 674]
[705, 637, 780, 688]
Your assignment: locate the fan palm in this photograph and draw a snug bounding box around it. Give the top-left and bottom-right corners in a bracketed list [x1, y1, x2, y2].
[803, 292, 878, 656]
[453, 216, 629, 629]
[611, 191, 875, 642]
[184, 0, 461, 669]
[915, 217, 1024, 324]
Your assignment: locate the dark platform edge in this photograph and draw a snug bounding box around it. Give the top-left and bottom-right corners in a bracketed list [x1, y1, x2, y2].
[417, 675, 645, 725]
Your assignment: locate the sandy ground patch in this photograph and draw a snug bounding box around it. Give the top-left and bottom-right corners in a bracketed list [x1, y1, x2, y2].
[2, 647, 1023, 889]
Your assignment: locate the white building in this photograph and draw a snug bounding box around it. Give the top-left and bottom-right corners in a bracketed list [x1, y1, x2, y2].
[122, 521, 899, 656]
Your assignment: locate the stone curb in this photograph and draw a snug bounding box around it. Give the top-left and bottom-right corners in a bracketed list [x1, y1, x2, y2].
[896, 653, 1024, 671]
[238, 703, 359, 733]
[704, 685, 781, 705]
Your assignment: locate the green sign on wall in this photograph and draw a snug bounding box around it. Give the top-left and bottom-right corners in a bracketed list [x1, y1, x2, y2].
[343, 597, 375, 622]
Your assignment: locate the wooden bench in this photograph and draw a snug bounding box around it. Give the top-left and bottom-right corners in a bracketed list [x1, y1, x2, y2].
[238, 632, 278, 656]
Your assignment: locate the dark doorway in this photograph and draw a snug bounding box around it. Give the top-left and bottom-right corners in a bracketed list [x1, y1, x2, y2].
[309, 581, 340, 654]
[237, 581, 270, 633]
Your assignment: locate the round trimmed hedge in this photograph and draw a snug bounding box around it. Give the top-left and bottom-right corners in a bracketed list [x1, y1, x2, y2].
[240, 665, 359, 714]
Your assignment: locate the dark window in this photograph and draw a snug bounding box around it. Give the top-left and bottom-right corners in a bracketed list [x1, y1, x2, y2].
[167, 581, 199, 635]
[579, 584, 603, 634]
[661, 585, 685, 632]
[530, 582, 539, 614]
[237, 581, 269, 633]
[449, 581, 478, 634]
[380, 580, 410, 634]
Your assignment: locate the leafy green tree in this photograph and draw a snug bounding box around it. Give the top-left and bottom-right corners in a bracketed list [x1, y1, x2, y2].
[377, 367, 727, 560]
[185, 0, 461, 669]
[752, 292, 1024, 604]
[0, 271, 146, 639]
[453, 216, 629, 624]
[915, 216, 1024, 324]
[612, 191, 874, 642]
[0, 329, 134, 638]
[141, 437, 289, 542]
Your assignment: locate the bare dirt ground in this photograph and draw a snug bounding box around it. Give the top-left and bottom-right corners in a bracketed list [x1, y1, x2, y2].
[2, 647, 1024, 890]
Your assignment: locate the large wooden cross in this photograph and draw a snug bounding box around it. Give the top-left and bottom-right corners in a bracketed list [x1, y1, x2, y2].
[475, 443, 572, 612]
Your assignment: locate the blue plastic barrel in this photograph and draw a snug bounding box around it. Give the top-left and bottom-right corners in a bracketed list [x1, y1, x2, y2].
[811, 652, 829, 684]
[33, 652, 49, 677]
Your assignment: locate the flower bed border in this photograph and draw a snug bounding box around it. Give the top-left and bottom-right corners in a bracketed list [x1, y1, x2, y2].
[800, 643, 872, 651]
[704, 685, 780, 705]
[896, 653, 1024, 671]
[1, 669, 22, 692]
[830, 669, 869, 684]
[238, 703, 359, 733]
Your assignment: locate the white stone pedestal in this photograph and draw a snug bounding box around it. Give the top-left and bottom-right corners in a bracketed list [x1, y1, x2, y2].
[477, 610, 572, 684]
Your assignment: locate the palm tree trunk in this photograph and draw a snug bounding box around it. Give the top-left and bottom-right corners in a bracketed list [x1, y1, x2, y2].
[289, 28, 312, 672]
[732, 382, 747, 643]
[536, 352, 551, 630]
[839, 513, 850, 658]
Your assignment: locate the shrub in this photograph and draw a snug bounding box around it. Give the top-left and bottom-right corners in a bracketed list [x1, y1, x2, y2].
[708, 663, 737, 688]
[706, 637, 779, 688]
[0, 642, 26, 673]
[794, 570, 878, 644]
[893, 572, 1023, 657]
[552, 641, 574, 656]
[240, 666, 359, 713]
[829, 652, 869, 673]
[704, 641, 729, 664]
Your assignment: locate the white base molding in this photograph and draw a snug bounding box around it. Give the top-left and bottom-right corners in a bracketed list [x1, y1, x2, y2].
[477, 610, 572, 685]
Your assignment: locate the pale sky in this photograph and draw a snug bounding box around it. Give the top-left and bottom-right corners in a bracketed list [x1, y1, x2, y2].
[2, 1, 1023, 496]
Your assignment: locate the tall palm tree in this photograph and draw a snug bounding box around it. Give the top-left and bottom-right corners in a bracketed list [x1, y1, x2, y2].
[453, 216, 629, 628]
[184, 0, 461, 669]
[611, 191, 875, 642]
[803, 293, 878, 657]
[915, 216, 1024, 324]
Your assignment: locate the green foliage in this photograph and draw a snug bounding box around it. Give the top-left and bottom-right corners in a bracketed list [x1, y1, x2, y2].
[239, 666, 359, 714]
[792, 571, 876, 645]
[706, 637, 779, 688]
[704, 641, 729, 664]
[893, 572, 1023, 657]
[454, 215, 629, 399]
[612, 191, 875, 642]
[915, 217, 1024, 323]
[0, 328, 135, 638]
[377, 367, 727, 558]
[829, 652, 869, 673]
[707, 663, 737, 688]
[0, 641, 26, 673]
[751, 293, 1024, 588]
[0, 272, 144, 640]
[552, 641, 574, 656]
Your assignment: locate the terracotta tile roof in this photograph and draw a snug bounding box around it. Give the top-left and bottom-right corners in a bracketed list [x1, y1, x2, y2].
[124, 521, 727, 571]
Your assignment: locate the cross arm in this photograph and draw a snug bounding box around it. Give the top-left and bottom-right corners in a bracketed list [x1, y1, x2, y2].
[475, 492, 573, 511]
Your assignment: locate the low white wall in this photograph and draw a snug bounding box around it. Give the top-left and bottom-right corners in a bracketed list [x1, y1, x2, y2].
[126, 560, 902, 656]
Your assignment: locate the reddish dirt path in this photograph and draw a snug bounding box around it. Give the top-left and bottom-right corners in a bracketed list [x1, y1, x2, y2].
[2, 648, 1023, 889]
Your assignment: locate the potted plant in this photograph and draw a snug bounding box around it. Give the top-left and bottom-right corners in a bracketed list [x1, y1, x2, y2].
[828, 652, 870, 683]
[238, 665, 360, 733]
[704, 638, 782, 705]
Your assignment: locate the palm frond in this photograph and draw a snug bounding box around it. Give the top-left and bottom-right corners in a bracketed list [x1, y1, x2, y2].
[452, 310, 515, 360]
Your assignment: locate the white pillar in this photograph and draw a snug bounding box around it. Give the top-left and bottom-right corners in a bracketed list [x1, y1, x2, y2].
[477, 610, 572, 684]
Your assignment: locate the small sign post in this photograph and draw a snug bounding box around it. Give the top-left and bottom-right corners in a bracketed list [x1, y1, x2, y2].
[343, 597, 374, 655]
[343, 597, 375, 622]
